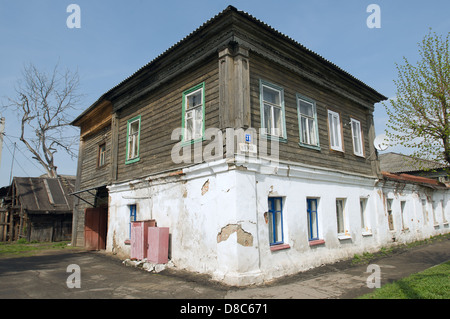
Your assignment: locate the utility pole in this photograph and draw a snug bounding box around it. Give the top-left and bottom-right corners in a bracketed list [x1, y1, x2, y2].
[9, 142, 16, 185]
[0, 117, 5, 171]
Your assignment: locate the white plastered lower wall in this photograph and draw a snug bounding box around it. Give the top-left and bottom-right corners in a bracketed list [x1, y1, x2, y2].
[106, 158, 450, 286]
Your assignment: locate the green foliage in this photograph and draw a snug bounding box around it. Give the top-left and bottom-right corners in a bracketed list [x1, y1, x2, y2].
[0, 240, 75, 258]
[359, 261, 450, 299]
[385, 29, 450, 168]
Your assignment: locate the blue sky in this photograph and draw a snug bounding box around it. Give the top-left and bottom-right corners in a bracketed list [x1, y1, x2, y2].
[0, 0, 449, 187]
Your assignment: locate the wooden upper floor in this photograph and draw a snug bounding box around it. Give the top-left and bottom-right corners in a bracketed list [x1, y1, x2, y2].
[72, 6, 386, 190]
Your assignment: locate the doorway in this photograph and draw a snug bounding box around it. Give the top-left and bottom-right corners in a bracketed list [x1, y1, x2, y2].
[84, 207, 107, 250]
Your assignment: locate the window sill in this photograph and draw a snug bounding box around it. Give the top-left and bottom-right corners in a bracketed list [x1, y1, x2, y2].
[270, 243, 290, 251]
[124, 239, 131, 245]
[362, 231, 373, 237]
[330, 147, 344, 153]
[261, 134, 287, 143]
[298, 142, 321, 151]
[181, 137, 205, 147]
[125, 157, 140, 165]
[338, 234, 352, 240]
[309, 239, 325, 246]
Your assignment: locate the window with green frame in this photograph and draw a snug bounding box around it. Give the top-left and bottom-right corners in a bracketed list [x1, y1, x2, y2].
[182, 82, 205, 144]
[259, 80, 287, 141]
[126, 115, 141, 164]
[297, 94, 320, 150]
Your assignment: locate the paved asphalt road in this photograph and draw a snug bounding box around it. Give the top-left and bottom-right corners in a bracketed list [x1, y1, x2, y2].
[0, 237, 449, 300]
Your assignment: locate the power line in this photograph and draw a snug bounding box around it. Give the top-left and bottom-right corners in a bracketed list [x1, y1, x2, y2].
[3, 139, 30, 179]
[3, 135, 46, 175]
[9, 142, 16, 184]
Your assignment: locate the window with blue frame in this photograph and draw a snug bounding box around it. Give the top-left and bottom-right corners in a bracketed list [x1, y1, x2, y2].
[268, 197, 284, 245]
[129, 204, 137, 238]
[307, 198, 319, 241]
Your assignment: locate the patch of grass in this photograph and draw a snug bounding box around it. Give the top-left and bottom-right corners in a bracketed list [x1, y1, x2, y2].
[0, 240, 77, 258]
[352, 233, 450, 265]
[352, 251, 375, 265]
[359, 261, 450, 299]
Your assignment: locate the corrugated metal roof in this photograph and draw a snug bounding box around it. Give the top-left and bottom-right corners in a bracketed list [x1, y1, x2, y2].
[73, 5, 386, 124]
[379, 152, 446, 173]
[13, 176, 75, 213]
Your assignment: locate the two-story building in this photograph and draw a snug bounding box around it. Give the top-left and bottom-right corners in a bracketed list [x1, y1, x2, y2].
[71, 6, 449, 285]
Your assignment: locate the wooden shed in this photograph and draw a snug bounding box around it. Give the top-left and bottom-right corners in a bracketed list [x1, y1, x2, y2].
[0, 176, 75, 242]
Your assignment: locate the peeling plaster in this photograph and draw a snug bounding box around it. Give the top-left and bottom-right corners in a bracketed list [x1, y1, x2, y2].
[217, 224, 253, 247]
[268, 185, 279, 196]
[201, 179, 210, 195]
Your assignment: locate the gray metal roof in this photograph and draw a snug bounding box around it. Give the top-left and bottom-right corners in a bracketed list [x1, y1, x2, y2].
[379, 152, 446, 173]
[12, 176, 75, 214]
[72, 5, 387, 124]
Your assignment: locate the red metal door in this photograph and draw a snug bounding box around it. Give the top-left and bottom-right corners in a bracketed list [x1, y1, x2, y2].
[147, 227, 169, 264]
[130, 220, 156, 260]
[84, 207, 107, 250]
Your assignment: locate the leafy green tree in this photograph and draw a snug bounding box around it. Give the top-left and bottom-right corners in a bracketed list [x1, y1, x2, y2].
[385, 30, 450, 169]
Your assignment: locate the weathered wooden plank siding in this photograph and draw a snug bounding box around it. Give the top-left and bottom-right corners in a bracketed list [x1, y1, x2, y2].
[116, 55, 220, 182]
[73, 125, 111, 246]
[79, 125, 112, 190]
[249, 52, 375, 176]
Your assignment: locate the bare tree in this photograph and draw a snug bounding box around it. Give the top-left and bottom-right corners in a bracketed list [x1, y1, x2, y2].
[4, 63, 81, 178]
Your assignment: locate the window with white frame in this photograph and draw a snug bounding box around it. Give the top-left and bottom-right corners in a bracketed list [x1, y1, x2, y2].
[336, 199, 347, 235]
[98, 143, 106, 167]
[126, 116, 141, 164]
[328, 110, 343, 151]
[432, 201, 439, 225]
[260, 80, 286, 140]
[351, 118, 364, 156]
[297, 95, 319, 149]
[442, 200, 448, 224]
[400, 200, 408, 230]
[182, 83, 205, 143]
[387, 198, 394, 231]
[360, 197, 370, 234]
[421, 199, 429, 225]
